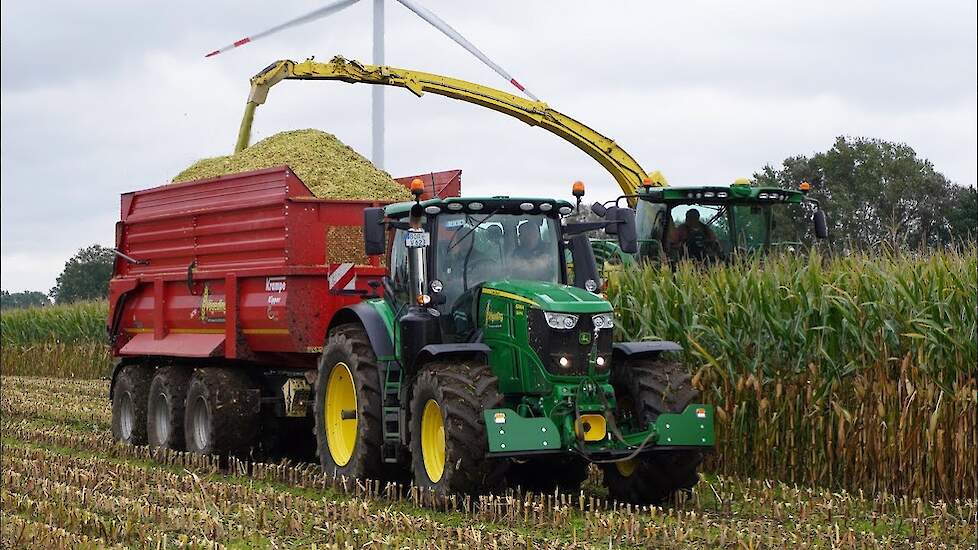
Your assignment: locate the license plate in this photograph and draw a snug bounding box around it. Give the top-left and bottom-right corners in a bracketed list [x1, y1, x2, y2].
[404, 232, 430, 248]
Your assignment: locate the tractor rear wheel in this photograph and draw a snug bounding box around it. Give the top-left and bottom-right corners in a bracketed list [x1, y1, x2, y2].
[111, 364, 153, 445]
[183, 368, 259, 456]
[409, 359, 507, 496]
[602, 358, 703, 504]
[314, 323, 386, 480]
[147, 366, 192, 450]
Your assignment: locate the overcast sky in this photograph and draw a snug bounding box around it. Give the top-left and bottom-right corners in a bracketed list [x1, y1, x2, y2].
[1, 1, 975, 292]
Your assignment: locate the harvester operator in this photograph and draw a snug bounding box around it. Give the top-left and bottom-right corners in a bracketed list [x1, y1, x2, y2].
[668, 209, 719, 260]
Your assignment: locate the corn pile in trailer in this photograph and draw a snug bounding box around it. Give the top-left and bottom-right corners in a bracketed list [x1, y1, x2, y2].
[172, 129, 411, 201]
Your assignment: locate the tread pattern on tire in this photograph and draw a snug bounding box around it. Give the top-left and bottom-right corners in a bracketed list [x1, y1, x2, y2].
[602, 358, 703, 504]
[409, 359, 507, 496]
[148, 366, 192, 450]
[314, 323, 386, 480]
[111, 364, 154, 445]
[183, 367, 259, 456]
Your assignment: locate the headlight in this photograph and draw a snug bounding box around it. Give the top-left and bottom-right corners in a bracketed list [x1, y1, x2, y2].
[592, 313, 614, 329]
[544, 312, 578, 329]
[584, 279, 598, 292]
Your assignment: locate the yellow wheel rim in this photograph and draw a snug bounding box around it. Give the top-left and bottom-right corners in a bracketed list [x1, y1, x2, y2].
[616, 458, 637, 477]
[325, 362, 357, 466]
[420, 399, 446, 483]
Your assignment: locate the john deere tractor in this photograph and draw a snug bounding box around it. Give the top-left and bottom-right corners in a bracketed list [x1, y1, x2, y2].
[591, 179, 829, 270]
[316, 184, 714, 503]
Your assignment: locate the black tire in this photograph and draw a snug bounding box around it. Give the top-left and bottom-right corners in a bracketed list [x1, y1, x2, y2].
[111, 364, 153, 445]
[601, 359, 703, 504]
[183, 368, 259, 456]
[507, 456, 589, 494]
[409, 359, 507, 496]
[147, 366, 192, 450]
[314, 323, 386, 480]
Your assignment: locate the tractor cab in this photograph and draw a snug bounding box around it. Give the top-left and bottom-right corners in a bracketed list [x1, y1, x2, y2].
[593, 181, 828, 269]
[356, 184, 714, 503]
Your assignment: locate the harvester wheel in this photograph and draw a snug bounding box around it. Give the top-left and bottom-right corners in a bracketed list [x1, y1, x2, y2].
[409, 360, 507, 496]
[111, 364, 153, 445]
[183, 368, 259, 456]
[314, 323, 386, 480]
[602, 358, 702, 504]
[147, 366, 192, 450]
[506, 456, 589, 494]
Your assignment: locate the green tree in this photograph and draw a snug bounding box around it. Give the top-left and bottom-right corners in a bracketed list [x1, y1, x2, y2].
[49, 245, 115, 303]
[754, 136, 975, 250]
[1, 290, 51, 309]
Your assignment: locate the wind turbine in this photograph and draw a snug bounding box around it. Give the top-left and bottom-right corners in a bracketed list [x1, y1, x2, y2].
[205, 0, 538, 170]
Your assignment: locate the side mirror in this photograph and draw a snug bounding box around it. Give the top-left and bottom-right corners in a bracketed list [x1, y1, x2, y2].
[616, 208, 638, 254]
[364, 207, 386, 255]
[591, 202, 608, 218]
[813, 209, 828, 239]
[603, 206, 620, 235]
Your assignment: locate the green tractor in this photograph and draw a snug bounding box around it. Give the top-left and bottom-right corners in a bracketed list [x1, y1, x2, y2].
[591, 180, 829, 270]
[319, 186, 714, 503]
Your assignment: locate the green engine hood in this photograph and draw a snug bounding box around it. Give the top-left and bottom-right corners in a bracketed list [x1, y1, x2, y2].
[481, 280, 610, 314]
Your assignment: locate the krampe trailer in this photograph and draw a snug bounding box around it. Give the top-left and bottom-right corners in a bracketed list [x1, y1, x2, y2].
[108, 167, 714, 503]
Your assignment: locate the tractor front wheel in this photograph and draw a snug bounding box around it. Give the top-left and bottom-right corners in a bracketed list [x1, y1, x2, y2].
[409, 359, 507, 496]
[314, 323, 385, 480]
[601, 358, 703, 504]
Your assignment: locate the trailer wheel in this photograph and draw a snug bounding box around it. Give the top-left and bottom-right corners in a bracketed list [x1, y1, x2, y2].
[111, 364, 154, 445]
[601, 359, 703, 504]
[184, 368, 259, 456]
[147, 366, 192, 450]
[409, 359, 507, 496]
[314, 323, 386, 480]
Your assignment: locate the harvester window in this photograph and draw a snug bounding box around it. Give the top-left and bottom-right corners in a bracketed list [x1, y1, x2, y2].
[667, 205, 728, 260]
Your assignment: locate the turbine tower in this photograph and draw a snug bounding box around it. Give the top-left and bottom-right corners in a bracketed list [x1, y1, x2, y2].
[205, 0, 538, 170]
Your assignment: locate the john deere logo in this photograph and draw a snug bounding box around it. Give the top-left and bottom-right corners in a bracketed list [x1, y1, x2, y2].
[578, 331, 591, 345]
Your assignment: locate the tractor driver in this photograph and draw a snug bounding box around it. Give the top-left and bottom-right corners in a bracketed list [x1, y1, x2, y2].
[668, 208, 719, 260]
[512, 220, 552, 280]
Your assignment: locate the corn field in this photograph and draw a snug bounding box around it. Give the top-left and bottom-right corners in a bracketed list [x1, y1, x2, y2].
[1, 250, 975, 546]
[2, 376, 974, 549]
[610, 248, 977, 500]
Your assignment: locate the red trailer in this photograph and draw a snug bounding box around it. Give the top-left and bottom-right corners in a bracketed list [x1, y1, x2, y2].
[107, 165, 458, 456]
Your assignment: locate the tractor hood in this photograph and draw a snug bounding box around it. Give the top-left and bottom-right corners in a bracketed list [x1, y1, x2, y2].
[481, 280, 610, 314]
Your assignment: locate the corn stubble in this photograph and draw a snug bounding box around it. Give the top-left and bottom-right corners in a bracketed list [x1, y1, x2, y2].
[2, 376, 975, 549]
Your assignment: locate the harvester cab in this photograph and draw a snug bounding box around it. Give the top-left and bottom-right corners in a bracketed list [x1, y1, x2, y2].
[592, 179, 829, 271]
[350, 184, 714, 502]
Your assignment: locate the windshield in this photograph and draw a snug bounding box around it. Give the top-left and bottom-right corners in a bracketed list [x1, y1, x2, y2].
[731, 205, 772, 250]
[666, 204, 730, 259]
[435, 213, 560, 308]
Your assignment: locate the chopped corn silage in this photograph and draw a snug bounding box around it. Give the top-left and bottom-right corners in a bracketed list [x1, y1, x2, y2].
[172, 129, 411, 201]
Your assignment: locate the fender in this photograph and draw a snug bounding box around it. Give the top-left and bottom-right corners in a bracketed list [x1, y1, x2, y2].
[416, 343, 491, 366]
[613, 341, 683, 361]
[329, 302, 395, 360]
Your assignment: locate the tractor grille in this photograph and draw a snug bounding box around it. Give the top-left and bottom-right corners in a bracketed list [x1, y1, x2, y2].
[527, 309, 613, 376]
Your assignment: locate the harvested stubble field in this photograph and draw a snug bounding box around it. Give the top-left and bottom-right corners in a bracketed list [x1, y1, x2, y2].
[1, 376, 975, 549]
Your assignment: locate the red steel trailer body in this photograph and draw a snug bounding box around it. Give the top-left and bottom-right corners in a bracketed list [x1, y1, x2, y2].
[108, 166, 459, 367]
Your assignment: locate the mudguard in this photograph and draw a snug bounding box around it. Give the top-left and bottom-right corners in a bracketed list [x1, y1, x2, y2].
[613, 341, 683, 360]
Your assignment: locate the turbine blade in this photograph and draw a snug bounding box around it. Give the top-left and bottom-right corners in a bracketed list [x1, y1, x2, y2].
[395, 0, 539, 101]
[205, 0, 363, 57]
